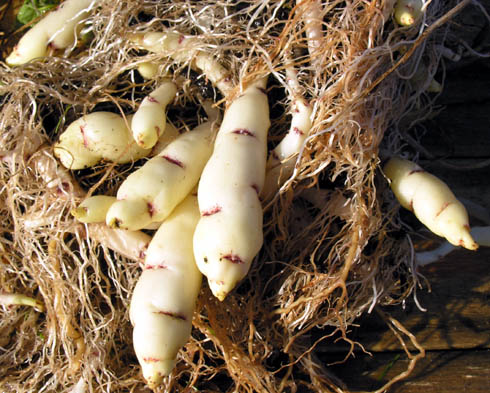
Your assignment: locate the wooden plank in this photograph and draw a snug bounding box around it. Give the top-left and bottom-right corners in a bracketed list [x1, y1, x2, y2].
[314, 247, 490, 354]
[354, 247, 490, 352]
[325, 349, 490, 393]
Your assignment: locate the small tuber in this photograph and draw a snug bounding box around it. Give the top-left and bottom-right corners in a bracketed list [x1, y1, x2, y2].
[384, 156, 478, 250]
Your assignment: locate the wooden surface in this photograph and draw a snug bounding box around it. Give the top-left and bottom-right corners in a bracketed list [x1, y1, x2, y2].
[319, 247, 490, 393]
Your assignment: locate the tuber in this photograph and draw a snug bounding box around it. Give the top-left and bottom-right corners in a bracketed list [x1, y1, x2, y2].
[131, 80, 177, 149]
[54, 112, 150, 170]
[130, 194, 202, 387]
[384, 156, 478, 250]
[6, 0, 95, 66]
[71, 195, 116, 223]
[262, 96, 312, 201]
[193, 79, 270, 300]
[129, 31, 233, 97]
[394, 0, 424, 26]
[106, 121, 215, 230]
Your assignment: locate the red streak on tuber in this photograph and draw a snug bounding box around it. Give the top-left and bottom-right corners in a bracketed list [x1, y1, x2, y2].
[293, 127, 304, 135]
[435, 202, 451, 217]
[178, 35, 185, 44]
[222, 254, 244, 264]
[162, 155, 184, 168]
[145, 263, 167, 270]
[251, 184, 260, 195]
[80, 126, 89, 148]
[138, 250, 147, 260]
[232, 128, 255, 137]
[408, 169, 424, 176]
[257, 87, 267, 95]
[147, 201, 156, 217]
[202, 205, 222, 216]
[143, 357, 161, 363]
[154, 310, 187, 321]
[155, 126, 161, 136]
[147, 96, 159, 104]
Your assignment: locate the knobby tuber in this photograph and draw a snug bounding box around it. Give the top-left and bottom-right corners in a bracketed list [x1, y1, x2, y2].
[106, 121, 215, 230]
[54, 112, 150, 170]
[384, 157, 478, 250]
[131, 80, 177, 149]
[194, 79, 270, 301]
[6, 0, 96, 66]
[130, 194, 202, 388]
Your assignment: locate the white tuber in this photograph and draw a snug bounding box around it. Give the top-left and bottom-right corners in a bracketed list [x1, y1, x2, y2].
[129, 31, 233, 97]
[136, 62, 160, 80]
[384, 156, 478, 250]
[131, 80, 177, 149]
[130, 194, 202, 387]
[86, 224, 150, 262]
[54, 112, 150, 170]
[6, 0, 96, 66]
[262, 96, 312, 201]
[193, 79, 270, 301]
[106, 121, 215, 230]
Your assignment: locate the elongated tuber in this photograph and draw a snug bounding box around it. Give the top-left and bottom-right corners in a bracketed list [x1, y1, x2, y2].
[130, 194, 202, 387]
[131, 80, 177, 149]
[106, 121, 215, 230]
[54, 112, 150, 170]
[193, 79, 270, 300]
[6, 0, 95, 66]
[384, 156, 478, 250]
[262, 96, 312, 201]
[129, 31, 233, 97]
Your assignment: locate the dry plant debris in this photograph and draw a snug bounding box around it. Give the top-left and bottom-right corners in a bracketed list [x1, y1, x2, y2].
[0, 0, 484, 392]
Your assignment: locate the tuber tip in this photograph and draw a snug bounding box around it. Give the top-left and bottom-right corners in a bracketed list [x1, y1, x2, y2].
[141, 359, 175, 388]
[71, 207, 88, 221]
[208, 280, 230, 301]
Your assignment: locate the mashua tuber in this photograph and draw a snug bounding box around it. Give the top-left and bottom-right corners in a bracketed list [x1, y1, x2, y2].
[54, 112, 150, 170]
[131, 80, 177, 149]
[6, 0, 95, 66]
[130, 194, 202, 388]
[193, 79, 270, 300]
[106, 121, 215, 230]
[384, 156, 478, 250]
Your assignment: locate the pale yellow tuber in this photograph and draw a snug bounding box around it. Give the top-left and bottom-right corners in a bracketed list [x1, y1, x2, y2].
[193, 79, 270, 300]
[131, 80, 177, 149]
[384, 156, 478, 250]
[130, 195, 202, 387]
[106, 121, 215, 230]
[54, 112, 150, 170]
[6, 0, 96, 66]
[71, 195, 116, 223]
[394, 0, 424, 27]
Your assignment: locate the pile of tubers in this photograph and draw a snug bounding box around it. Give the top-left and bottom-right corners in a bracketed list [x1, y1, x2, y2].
[1, 0, 482, 391]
